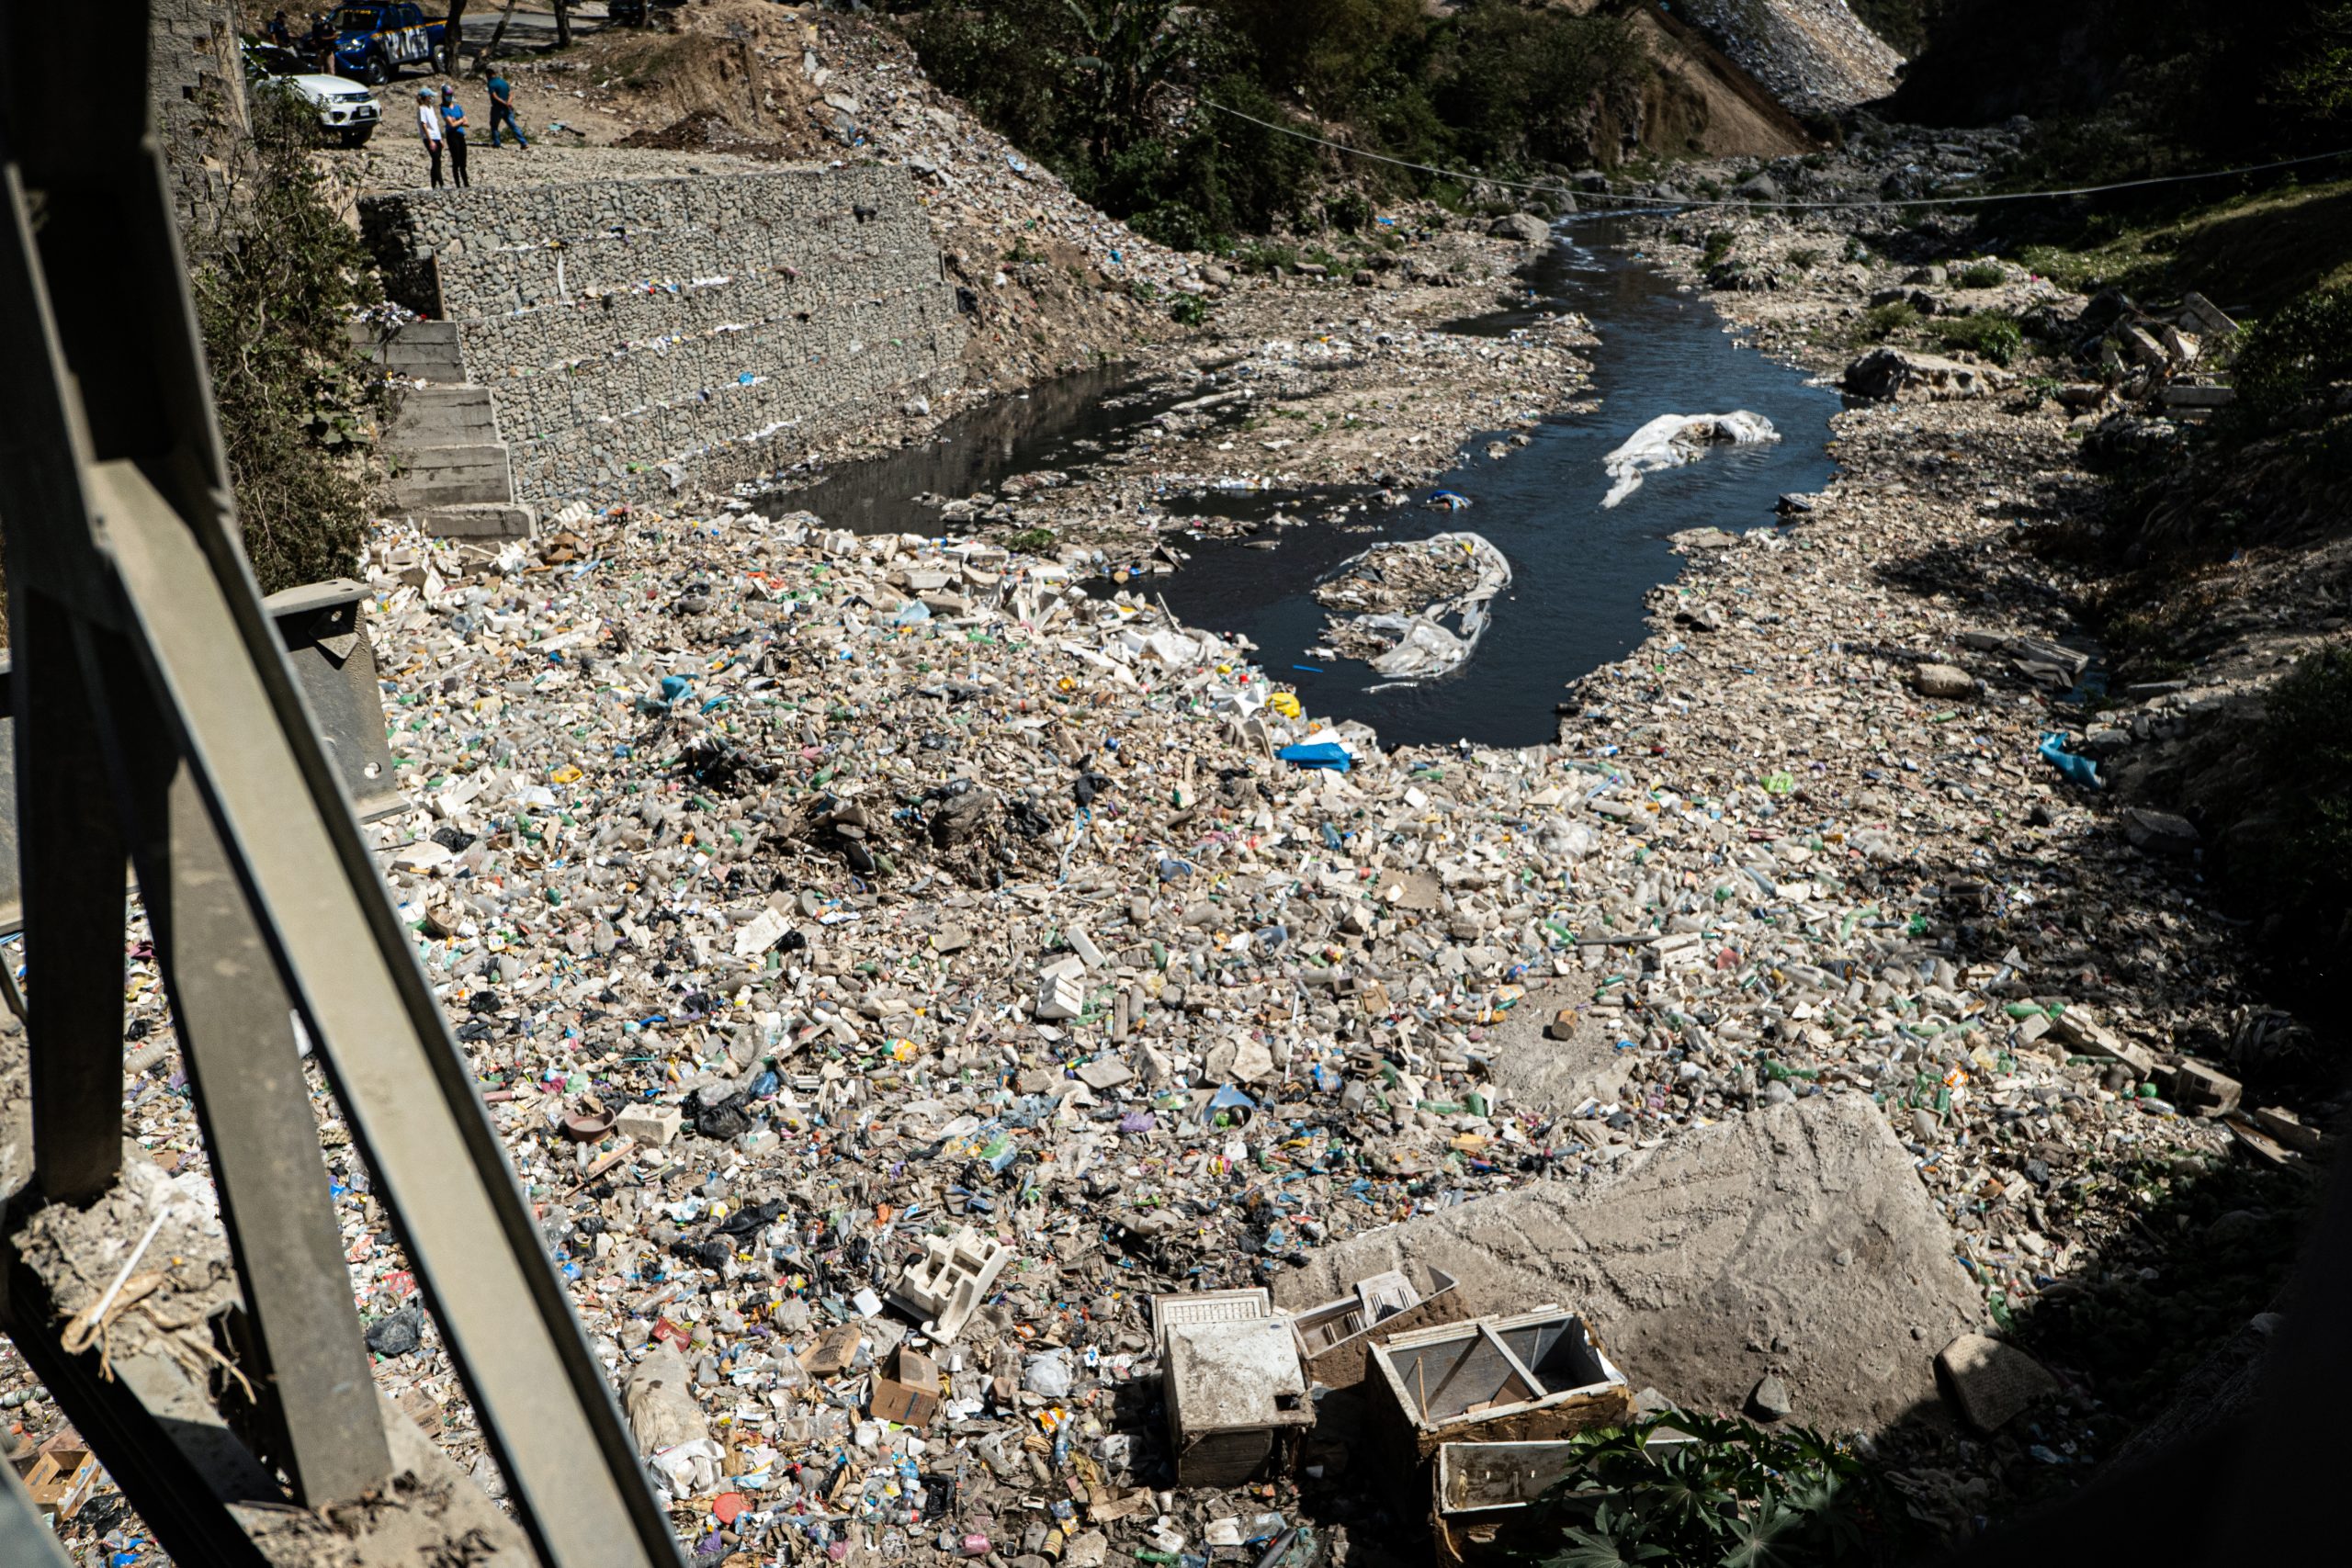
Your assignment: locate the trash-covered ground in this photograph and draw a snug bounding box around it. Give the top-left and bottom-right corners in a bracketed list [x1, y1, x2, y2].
[6, 107, 2339, 1568]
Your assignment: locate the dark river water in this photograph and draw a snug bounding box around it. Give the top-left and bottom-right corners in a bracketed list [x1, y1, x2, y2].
[775, 219, 1841, 748]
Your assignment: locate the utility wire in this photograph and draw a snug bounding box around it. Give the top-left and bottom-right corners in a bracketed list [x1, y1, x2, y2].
[1197, 98, 2352, 212]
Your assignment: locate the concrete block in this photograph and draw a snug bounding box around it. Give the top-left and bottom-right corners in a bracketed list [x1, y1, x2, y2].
[616, 1103, 682, 1147]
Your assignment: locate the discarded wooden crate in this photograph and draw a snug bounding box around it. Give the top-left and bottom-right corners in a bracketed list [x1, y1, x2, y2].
[888, 1224, 1011, 1341]
[14, 1429, 100, 1523]
[1155, 1288, 1315, 1487]
[1430, 1427, 1698, 1566]
[1289, 1263, 1468, 1390]
[1371, 1307, 1632, 1464]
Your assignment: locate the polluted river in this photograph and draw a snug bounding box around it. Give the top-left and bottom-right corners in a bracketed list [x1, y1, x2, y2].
[777, 218, 1841, 748]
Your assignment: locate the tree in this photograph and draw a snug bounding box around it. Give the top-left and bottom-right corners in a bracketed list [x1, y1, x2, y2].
[1060, 0, 1189, 163]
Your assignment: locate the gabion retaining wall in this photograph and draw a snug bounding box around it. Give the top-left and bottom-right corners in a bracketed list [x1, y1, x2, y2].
[360, 165, 967, 502]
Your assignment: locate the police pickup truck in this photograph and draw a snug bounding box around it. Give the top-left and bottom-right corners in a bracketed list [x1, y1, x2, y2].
[327, 4, 449, 85]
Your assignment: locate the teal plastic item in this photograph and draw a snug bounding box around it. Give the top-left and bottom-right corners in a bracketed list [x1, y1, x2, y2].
[1278, 742, 1352, 772]
[2038, 732, 2100, 788]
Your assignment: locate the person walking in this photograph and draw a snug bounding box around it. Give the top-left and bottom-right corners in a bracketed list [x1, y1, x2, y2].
[440, 85, 470, 188]
[416, 86, 445, 189]
[486, 71, 528, 150]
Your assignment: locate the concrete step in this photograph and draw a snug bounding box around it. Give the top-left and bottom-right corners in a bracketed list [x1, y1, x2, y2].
[389, 443, 515, 509]
[420, 502, 536, 539]
[352, 321, 467, 378]
[390, 384, 499, 445]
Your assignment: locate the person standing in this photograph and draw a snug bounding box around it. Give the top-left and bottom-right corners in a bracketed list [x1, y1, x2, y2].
[486, 71, 528, 150]
[440, 85, 470, 188]
[416, 86, 445, 189]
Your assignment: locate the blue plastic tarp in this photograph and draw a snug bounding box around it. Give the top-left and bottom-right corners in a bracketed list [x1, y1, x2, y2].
[1279, 742, 1352, 773]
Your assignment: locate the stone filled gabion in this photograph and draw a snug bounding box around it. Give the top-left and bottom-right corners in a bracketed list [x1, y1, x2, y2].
[359, 166, 967, 502]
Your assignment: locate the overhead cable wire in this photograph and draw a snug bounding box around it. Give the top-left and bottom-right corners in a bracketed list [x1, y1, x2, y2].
[1196, 99, 2352, 212]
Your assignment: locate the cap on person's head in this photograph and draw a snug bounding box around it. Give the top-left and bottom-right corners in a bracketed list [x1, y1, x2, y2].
[418, 86, 434, 99]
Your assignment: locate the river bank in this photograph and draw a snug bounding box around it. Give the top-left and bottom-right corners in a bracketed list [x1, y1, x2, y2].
[15, 166, 2333, 1568]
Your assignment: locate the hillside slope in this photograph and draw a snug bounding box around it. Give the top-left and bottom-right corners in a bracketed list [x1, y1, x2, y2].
[1668, 0, 1905, 114]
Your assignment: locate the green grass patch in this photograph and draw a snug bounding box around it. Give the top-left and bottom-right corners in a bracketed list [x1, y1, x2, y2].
[1957, 260, 2007, 288]
[1857, 300, 1922, 342]
[1932, 311, 2027, 366]
[2000, 178, 2352, 316]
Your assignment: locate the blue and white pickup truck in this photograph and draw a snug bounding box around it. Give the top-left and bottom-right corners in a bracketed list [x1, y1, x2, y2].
[327, 4, 449, 85]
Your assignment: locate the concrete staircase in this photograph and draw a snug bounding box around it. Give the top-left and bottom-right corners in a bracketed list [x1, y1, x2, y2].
[356, 321, 534, 538]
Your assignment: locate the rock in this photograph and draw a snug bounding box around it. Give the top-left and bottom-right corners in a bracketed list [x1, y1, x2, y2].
[1935, 1334, 2057, 1431]
[1748, 1373, 1792, 1420]
[1843, 347, 2005, 401]
[1912, 662, 1975, 699]
[365, 1305, 424, 1358]
[1275, 1096, 1982, 1431]
[2123, 807, 2199, 858]
[1731, 174, 1781, 203]
[1487, 212, 1553, 245]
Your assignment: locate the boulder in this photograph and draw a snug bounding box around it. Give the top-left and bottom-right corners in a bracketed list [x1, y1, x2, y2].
[1912, 662, 1976, 699]
[1275, 1096, 1981, 1432]
[1487, 212, 1553, 245]
[1842, 347, 2006, 401]
[1732, 173, 1781, 203]
[2123, 807, 2200, 858]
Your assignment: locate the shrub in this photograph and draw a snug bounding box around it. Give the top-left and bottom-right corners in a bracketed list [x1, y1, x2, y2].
[1859, 300, 1922, 341]
[1169, 292, 1209, 326]
[2256, 644, 2352, 919]
[1788, 246, 1824, 271]
[1934, 310, 2026, 365]
[1702, 229, 1736, 267]
[1503, 1410, 1905, 1568]
[1957, 260, 2007, 288]
[1007, 526, 1058, 555]
[191, 91, 387, 592]
[2231, 282, 2352, 423]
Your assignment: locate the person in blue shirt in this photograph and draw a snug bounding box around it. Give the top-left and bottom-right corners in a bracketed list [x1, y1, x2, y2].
[486, 72, 528, 150]
[439, 85, 470, 187]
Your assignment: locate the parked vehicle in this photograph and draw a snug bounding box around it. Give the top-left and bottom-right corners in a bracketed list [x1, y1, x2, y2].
[326, 4, 448, 85]
[243, 40, 383, 146]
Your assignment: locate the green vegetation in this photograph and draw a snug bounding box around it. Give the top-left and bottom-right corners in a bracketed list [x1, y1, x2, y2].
[1932, 310, 2026, 365]
[899, 0, 1651, 252]
[192, 90, 386, 592]
[1857, 301, 1922, 342]
[2000, 179, 2352, 318]
[1169, 292, 1210, 327]
[1701, 230, 1736, 268]
[1955, 260, 2006, 288]
[1007, 527, 1058, 555]
[2256, 644, 2352, 931]
[1787, 247, 1824, 272]
[1503, 1411, 1904, 1568]
[2224, 281, 2352, 422]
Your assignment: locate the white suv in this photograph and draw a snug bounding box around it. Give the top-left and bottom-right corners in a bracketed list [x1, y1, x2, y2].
[243, 42, 384, 147]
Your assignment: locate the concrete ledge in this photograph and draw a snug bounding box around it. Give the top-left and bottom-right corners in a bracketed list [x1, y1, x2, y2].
[419, 502, 536, 539]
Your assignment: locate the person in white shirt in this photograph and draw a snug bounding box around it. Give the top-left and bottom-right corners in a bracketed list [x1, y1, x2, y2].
[417, 86, 445, 190]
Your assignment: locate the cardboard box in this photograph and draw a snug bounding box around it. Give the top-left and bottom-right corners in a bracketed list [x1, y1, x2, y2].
[871, 1346, 942, 1429]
